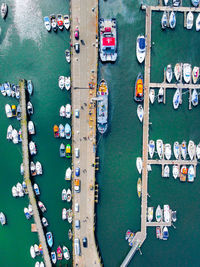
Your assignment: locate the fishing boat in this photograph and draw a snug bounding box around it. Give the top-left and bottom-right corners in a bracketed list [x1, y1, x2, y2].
[51, 252, 57, 264]
[42, 217, 48, 227]
[158, 87, 164, 103]
[53, 125, 59, 138]
[12, 186, 18, 197]
[38, 201, 46, 212]
[63, 246, 70, 260]
[137, 178, 142, 198]
[57, 246, 63, 260]
[99, 18, 117, 62]
[134, 73, 144, 102]
[46, 232, 53, 247]
[5, 104, 12, 118]
[186, 11, 194, 30]
[65, 104, 71, 118]
[173, 88, 180, 109]
[60, 143, 65, 157]
[136, 35, 146, 63]
[156, 205, 162, 222]
[29, 141, 37, 155]
[1, 3, 7, 19]
[97, 79, 109, 134]
[163, 165, 170, 178]
[65, 123, 71, 139]
[192, 89, 198, 106]
[36, 161, 42, 175]
[156, 139, 164, 159]
[136, 157, 142, 174]
[163, 204, 170, 223]
[68, 229, 72, 240]
[27, 101, 33, 115]
[196, 143, 200, 159]
[188, 140, 196, 160]
[50, 14, 57, 31]
[65, 49, 70, 63]
[34, 244, 39, 255]
[67, 188, 72, 202]
[62, 189, 67, 201]
[169, 11, 176, 29]
[62, 208, 67, 220]
[196, 13, 200, 31]
[58, 76, 65, 89]
[65, 77, 71, 90]
[137, 104, 144, 122]
[12, 129, 18, 144]
[148, 140, 155, 159]
[173, 165, 179, 179]
[44, 16, 51, 31]
[59, 124, 65, 138]
[173, 141, 180, 159]
[60, 105, 66, 117]
[181, 141, 187, 159]
[164, 143, 171, 160]
[180, 165, 187, 182]
[28, 121, 35, 135]
[148, 207, 153, 222]
[171, 211, 177, 222]
[192, 66, 199, 83]
[149, 89, 155, 104]
[188, 165, 195, 182]
[166, 64, 173, 83]
[65, 167, 72, 180]
[162, 226, 169, 240]
[0, 212, 6, 225]
[17, 104, 21, 120]
[57, 14, 64, 30]
[27, 80, 33, 95]
[30, 245, 36, 258]
[156, 226, 162, 239]
[66, 144, 71, 158]
[30, 161, 36, 176]
[174, 63, 182, 81]
[34, 183, 40, 195]
[7, 125, 13, 140]
[161, 11, 168, 29]
[183, 63, 191, 83]
[191, 0, 200, 6]
[64, 15, 70, 30]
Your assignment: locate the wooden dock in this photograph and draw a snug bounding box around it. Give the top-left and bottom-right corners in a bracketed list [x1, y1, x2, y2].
[19, 80, 52, 267]
[141, 4, 200, 12]
[150, 82, 200, 89]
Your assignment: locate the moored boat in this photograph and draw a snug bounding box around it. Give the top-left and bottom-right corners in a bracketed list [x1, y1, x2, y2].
[63, 246, 70, 260]
[42, 217, 48, 227]
[188, 140, 196, 160]
[192, 66, 199, 83]
[60, 105, 66, 117]
[38, 201, 46, 212]
[125, 229, 132, 240]
[57, 246, 63, 260]
[163, 204, 170, 223]
[166, 64, 173, 83]
[191, 0, 200, 6]
[57, 14, 64, 30]
[147, 207, 154, 222]
[64, 15, 70, 30]
[44, 16, 51, 31]
[196, 143, 200, 159]
[161, 11, 168, 29]
[30, 245, 36, 258]
[188, 165, 195, 182]
[173, 141, 180, 159]
[65, 167, 72, 180]
[162, 226, 169, 240]
[16, 104, 21, 120]
[27, 101, 33, 115]
[65, 77, 71, 90]
[173, 165, 179, 179]
[62, 189, 67, 201]
[187, 11, 194, 30]
[50, 14, 57, 31]
[12, 186, 18, 197]
[196, 13, 200, 31]
[183, 63, 191, 83]
[134, 73, 144, 102]
[51, 251, 57, 264]
[7, 125, 12, 140]
[149, 89, 155, 104]
[46, 232, 53, 247]
[29, 141, 37, 155]
[171, 210, 177, 222]
[169, 11, 176, 29]
[181, 140, 187, 159]
[164, 143, 171, 160]
[58, 76, 65, 90]
[27, 80, 33, 95]
[66, 144, 71, 158]
[156, 139, 164, 159]
[67, 188, 72, 202]
[137, 104, 143, 122]
[65, 49, 70, 63]
[12, 129, 18, 144]
[5, 104, 12, 118]
[136, 35, 146, 63]
[156, 226, 162, 239]
[60, 143, 65, 158]
[136, 157, 142, 174]
[59, 124, 65, 138]
[62, 208, 67, 220]
[192, 89, 198, 107]
[158, 87, 164, 103]
[28, 121, 35, 135]
[68, 229, 72, 240]
[137, 178, 142, 198]
[65, 104, 71, 118]
[0, 212, 6, 225]
[34, 244, 40, 255]
[173, 88, 180, 110]
[36, 161, 42, 175]
[65, 123, 71, 140]
[34, 183, 40, 196]
[53, 125, 59, 138]
[180, 165, 187, 182]
[156, 205, 162, 222]
[174, 63, 182, 81]
[148, 140, 155, 159]
[30, 161, 36, 176]
[163, 165, 170, 178]
[1, 3, 7, 19]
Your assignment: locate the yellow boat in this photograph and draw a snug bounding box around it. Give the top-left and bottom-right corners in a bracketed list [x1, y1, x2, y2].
[137, 178, 142, 198]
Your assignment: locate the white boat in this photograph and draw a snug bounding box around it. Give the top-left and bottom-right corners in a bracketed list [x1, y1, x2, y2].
[192, 0, 200, 7]
[29, 141, 37, 155]
[64, 15, 70, 30]
[34, 244, 40, 255]
[186, 11, 194, 30]
[192, 66, 199, 84]
[158, 87, 164, 103]
[156, 139, 164, 159]
[0, 212, 6, 225]
[36, 161, 42, 175]
[28, 121, 35, 135]
[174, 63, 182, 81]
[67, 209, 72, 223]
[161, 11, 168, 29]
[164, 204, 170, 223]
[63, 246, 70, 260]
[166, 64, 173, 83]
[16, 182, 24, 197]
[30, 245, 36, 258]
[183, 63, 191, 83]
[147, 207, 154, 222]
[27, 101, 33, 115]
[173, 141, 180, 159]
[173, 165, 179, 179]
[62, 189, 67, 201]
[12, 129, 19, 144]
[196, 143, 200, 159]
[163, 0, 169, 5]
[192, 89, 198, 106]
[164, 143, 171, 160]
[169, 11, 176, 29]
[67, 188, 72, 202]
[12, 186, 18, 197]
[137, 104, 144, 122]
[149, 89, 155, 104]
[44, 16, 51, 32]
[38, 201, 46, 213]
[42, 217, 48, 227]
[181, 141, 187, 159]
[148, 140, 155, 159]
[173, 88, 180, 109]
[163, 226, 169, 240]
[60, 105, 66, 117]
[7, 125, 13, 140]
[58, 76, 65, 90]
[30, 161, 36, 176]
[196, 13, 200, 31]
[188, 165, 195, 182]
[35, 262, 40, 267]
[65, 77, 71, 90]
[163, 165, 170, 177]
[59, 124, 65, 138]
[20, 163, 24, 175]
[155, 205, 162, 222]
[65, 104, 71, 118]
[28, 204, 33, 216]
[65, 167, 72, 180]
[5, 104, 12, 118]
[4, 83, 11, 96]
[50, 14, 57, 31]
[136, 157, 143, 174]
[62, 208, 67, 220]
[188, 140, 196, 160]
[1, 3, 7, 19]
[40, 262, 44, 267]
[136, 35, 146, 63]
[34, 183, 40, 196]
[65, 49, 71, 63]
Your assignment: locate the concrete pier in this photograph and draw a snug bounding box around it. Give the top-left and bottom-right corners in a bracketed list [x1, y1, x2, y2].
[19, 79, 52, 267]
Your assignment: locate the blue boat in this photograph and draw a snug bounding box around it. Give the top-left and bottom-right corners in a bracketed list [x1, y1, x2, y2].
[46, 232, 53, 247]
[162, 226, 169, 240]
[27, 80, 33, 95]
[65, 123, 71, 140]
[60, 143, 65, 157]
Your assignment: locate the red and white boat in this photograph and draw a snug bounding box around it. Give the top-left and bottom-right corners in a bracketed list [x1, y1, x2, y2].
[57, 246, 63, 260]
[57, 14, 64, 30]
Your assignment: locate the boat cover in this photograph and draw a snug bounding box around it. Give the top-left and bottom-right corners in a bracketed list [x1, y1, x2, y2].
[102, 37, 115, 46]
[139, 38, 145, 49]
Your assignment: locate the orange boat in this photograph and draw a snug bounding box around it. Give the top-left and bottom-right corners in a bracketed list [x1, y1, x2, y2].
[134, 73, 144, 102]
[180, 165, 187, 182]
[53, 125, 59, 138]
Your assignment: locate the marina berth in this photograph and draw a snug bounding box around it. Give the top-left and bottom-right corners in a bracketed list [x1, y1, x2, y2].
[65, 167, 72, 180]
[188, 165, 195, 182]
[65, 77, 71, 90]
[172, 165, 179, 179]
[166, 64, 173, 83]
[136, 35, 146, 63]
[134, 73, 144, 102]
[149, 89, 155, 104]
[156, 139, 164, 159]
[148, 140, 155, 158]
[163, 165, 170, 177]
[169, 11, 176, 29]
[58, 76, 65, 89]
[186, 12, 194, 30]
[44, 16, 51, 32]
[64, 15, 70, 30]
[136, 157, 143, 174]
[1, 3, 7, 19]
[50, 14, 57, 31]
[137, 104, 144, 122]
[137, 178, 142, 198]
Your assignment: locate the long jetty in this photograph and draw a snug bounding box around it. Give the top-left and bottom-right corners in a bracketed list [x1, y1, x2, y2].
[19, 80, 52, 267]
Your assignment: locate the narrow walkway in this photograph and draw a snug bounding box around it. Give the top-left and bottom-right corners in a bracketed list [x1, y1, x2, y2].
[150, 83, 200, 89]
[141, 4, 200, 12]
[19, 79, 52, 267]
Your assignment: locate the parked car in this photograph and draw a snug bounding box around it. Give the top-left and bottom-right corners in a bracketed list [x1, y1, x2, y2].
[75, 167, 80, 176]
[74, 43, 80, 53]
[82, 237, 87, 247]
[74, 26, 79, 40]
[75, 109, 80, 118]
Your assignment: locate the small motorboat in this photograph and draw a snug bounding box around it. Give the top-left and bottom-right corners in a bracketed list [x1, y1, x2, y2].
[188, 165, 195, 182]
[53, 125, 59, 138]
[30, 245, 36, 258]
[196, 13, 200, 31]
[5, 104, 12, 118]
[180, 165, 187, 182]
[147, 207, 154, 222]
[44, 16, 51, 31]
[15, 85, 20, 99]
[17, 182, 24, 197]
[181, 140, 187, 160]
[173, 141, 180, 159]
[136, 35, 146, 63]
[51, 251, 57, 264]
[62, 189, 67, 201]
[183, 63, 191, 83]
[12, 186, 18, 197]
[67, 209, 72, 223]
[192, 89, 198, 106]
[29, 204, 33, 216]
[59, 124, 65, 138]
[7, 125, 13, 140]
[60, 105, 66, 117]
[148, 140, 155, 159]
[12, 129, 19, 144]
[162, 226, 169, 240]
[34, 244, 39, 256]
[65, 167, 72, 180]
[0, 212, 6, 225]
[11, 84, 16, 97]
[11, 105, 16, 117]
[64, 15, 70, 30]
[161, 11, 168, 29]
[125, 230, 133, 240]
[65, 104, 71, 118]
[68, 229, 73, 240]
[63, 246, 70, 260]
[58, 76, 65, 90]
[65, 123, 71, 139]
[137, 178, 142, 198]
[20, 163, 24, 175]
[155, 205, 162, 222]
[28, 121, 35, 135]
[173, 165, 179, 179]
[33, 183, 40, 196]
[66, 144, 71, 158]
[57, 246, 63, 260]
[186, 11, 194, 30]
[196, 143, 200, 159]
[191, 0, 200, 6]
[65, 49, 71, 63]
[60, 143, 65, 158]
[0, 84, 6, 96]
[57, 14, 64, 30]
[192, 66, 199, 83]
[17, 104, 21, 120]
[27, 101, 33, 115]
[67, 188, 72, 202]
[27, 80, 33, 95]
[188, 140, 196, 160]
[137, 104, 144, 122]
[163, 165, 170, 178]
[29, 141, 37, 155]
[156, 226, 162, 239]
[163, 0, 169, 5]
[163, 204, 170, 223]
[156, 139, 164, 159]
[36, 161, 42, 175]
[22, 181, 28, 194]
[50, 14, 57, 31]
[24, 207, 31, 219]
[38, 201, 46, 213]
[30, 161, 36, 176]
[169, 11, 176, 29]
[166, 64, 173, 83]
[62, 208, 67, 220]
[158, 87, 164, 103]
[35, 262, 40, 267]
[42, 217, 48, 227]
[5, 82, 11, 97]
[171, 211, 177, 222]
[136, 157, 143, 174]
[46, 232, 53, 247]
[173, 88, 180, 109]
[1, 3, 7, 19]
[65, 77, 71, 90]
[149, 89, 155, 104]
[174, 63, 182, 81]
[164, 143, 171, 160]
[134, 73, 144, 102]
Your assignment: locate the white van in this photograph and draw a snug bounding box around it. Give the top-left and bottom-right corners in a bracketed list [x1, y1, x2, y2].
[74, 238, 81, 256]
[75, 148, 80, 158]
[75, 203, 79, 212]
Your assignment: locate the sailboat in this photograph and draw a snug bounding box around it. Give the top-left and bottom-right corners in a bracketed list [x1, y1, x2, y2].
[148, 140, 155, 159]
[173, 141, 180, 159]
[149, 89, 155, 104]
[166, 64, 173, 83]
[155, 205, 162, 222]
[173, 88, 180, 109]
[173, 165, 179, 179]
[156, 139, 164, 159]
[169, 11, 176, 29]
[191, 89, 198, 106]
[137, 104, 144, 122]
[186, 11, 194, 30]
[188, 140, 196, 160]
[137, 178, 142, 198]
[192, 66, 199, 83]
[181, 141, 187, 160]
[164, 144, 171, 160]
[136, 157, 143, 174]
[163, 165, 170, 177]
[174, 63, 182, 81]
[161, 11, 168, 29]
